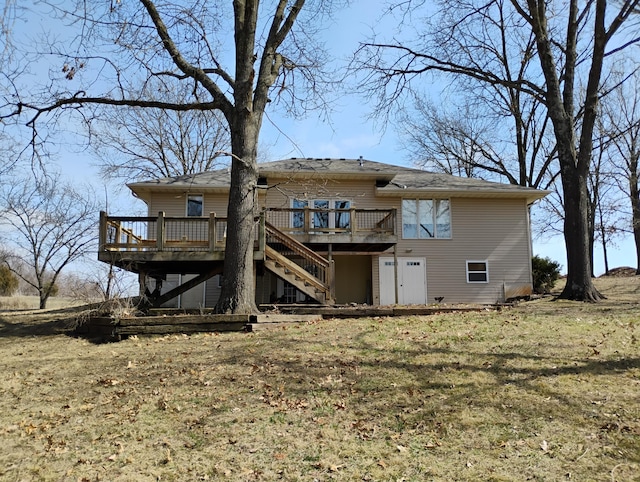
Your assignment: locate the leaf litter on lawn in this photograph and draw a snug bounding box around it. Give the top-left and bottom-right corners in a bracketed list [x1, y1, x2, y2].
[0, 276, 638, 480]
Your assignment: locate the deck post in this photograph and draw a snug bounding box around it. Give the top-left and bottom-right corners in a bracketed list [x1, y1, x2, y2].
[99, 211, 107, 251]
[209, 212, 217, 252]
[392, 208, 397, 233]
[157, 212, 165, 251]
[329, 259, 336, 304]
[350, 207, 357, 240]
[258, 212, 266, 254]
[304, 206, 310, 233]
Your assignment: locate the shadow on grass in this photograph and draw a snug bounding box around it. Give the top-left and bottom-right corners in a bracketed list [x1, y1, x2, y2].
[192, 326, 640, 455]
[0, 305, 91, 338]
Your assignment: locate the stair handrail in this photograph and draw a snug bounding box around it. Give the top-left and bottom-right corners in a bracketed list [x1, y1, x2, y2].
[264, 221, 330, 269]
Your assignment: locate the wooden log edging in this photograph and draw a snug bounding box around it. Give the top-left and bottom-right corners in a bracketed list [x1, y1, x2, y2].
[75, 314, 256, 341]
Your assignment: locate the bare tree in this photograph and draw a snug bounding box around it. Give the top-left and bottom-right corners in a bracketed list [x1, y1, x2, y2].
[356, 0, 640, 300]
[600, 74, 640, 274]
[391, 1, 558, 190]
[399, 94, 557, 189]
[0, 175, 99, 309]
[1, 1, 346, 313]
[398, 99, 491, 179]
[92, 82, 231, 182]
[588, 130, 626, 275]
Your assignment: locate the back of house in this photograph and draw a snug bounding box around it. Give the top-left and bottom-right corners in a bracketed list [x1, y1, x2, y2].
[114, 157, 547, 308]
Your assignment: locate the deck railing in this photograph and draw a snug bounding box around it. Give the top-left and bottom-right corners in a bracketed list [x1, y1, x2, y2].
[99, 211, 231, 253]
[264, 207, 396, 235]
[99, 207, 396, 254]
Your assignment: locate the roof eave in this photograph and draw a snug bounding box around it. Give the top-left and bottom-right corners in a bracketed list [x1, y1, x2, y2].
[375, 187, 550, 204]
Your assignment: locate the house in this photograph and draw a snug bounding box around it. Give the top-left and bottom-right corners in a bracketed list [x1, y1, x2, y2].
[98, 158, 547, 308]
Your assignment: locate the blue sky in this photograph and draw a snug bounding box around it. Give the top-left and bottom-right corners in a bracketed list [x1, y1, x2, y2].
[33, 1, 635, 275]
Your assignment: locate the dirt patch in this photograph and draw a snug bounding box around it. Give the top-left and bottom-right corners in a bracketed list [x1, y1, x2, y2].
[600, 266, 637, 277]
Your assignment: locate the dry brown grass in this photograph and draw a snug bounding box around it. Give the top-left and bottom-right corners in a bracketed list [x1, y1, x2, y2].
[0, 277, 638, 481]
[0, 296, 87, 311]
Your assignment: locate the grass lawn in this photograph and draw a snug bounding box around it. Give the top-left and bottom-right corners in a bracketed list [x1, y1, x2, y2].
[0, 277, 638, 481]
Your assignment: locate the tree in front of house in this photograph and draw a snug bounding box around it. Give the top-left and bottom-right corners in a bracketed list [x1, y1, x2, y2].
[0, 175, 98, 309]
[0, 0, 347, 314]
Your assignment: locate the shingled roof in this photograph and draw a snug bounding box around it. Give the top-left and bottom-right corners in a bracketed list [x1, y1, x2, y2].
[128, 157, 547, 203]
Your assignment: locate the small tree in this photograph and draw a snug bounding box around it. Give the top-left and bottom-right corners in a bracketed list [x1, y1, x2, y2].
[0, 174, 98, 309]
[0, 265, 18, 296]
[531, 255, 561, 294]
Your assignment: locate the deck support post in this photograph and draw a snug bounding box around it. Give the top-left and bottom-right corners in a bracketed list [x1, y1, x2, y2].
[139, 270, 148, 298]
[329, 259, 336, 305]
[393, 244, 399, 304]
[258, 212, 266, 254]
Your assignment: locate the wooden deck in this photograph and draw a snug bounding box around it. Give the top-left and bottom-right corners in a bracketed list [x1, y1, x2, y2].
[97, 208, 397, 307]
[98, 208, 397, 271]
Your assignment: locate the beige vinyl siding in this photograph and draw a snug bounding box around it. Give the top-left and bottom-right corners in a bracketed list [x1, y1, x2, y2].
[372, 197, 532, 304]
[142, 174, 533, 306]
[147, 191, 230, 217]
[147, 192, 230, 308]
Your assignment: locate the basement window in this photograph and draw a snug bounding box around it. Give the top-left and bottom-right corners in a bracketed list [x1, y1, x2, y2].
[466, 260, 489, 283]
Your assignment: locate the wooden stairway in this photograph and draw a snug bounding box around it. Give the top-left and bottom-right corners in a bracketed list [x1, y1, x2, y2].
[264, 222, 335, 304]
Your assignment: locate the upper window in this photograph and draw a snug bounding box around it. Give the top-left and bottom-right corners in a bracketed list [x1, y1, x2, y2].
[402, 199, 451, 239]
[291, 199, 351, 230]
[466, 260, 489, 283]
[187, 194, 203, 217]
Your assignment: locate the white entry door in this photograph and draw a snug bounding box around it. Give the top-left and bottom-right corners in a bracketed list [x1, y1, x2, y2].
[379, 257, 427, 305]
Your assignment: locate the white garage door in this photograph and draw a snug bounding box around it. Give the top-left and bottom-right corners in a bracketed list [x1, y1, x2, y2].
[379, 257, 427, 305]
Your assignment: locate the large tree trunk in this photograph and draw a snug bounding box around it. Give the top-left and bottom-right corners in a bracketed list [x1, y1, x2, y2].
[559, 167, 602, 300]
[215, 0, 262, 314]
[215, 114, 261, 314]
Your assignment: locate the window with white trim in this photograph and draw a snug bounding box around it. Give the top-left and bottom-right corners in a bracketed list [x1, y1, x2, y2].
[187, 194, 203, 217]
[402, 199, 451, 239]
[466, 260, 489, 283]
